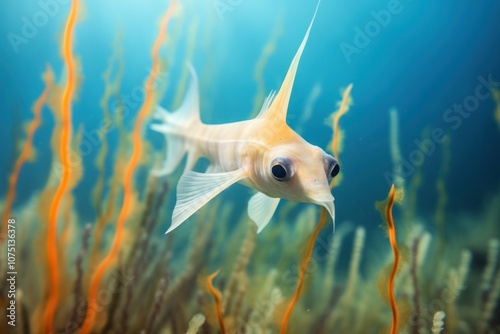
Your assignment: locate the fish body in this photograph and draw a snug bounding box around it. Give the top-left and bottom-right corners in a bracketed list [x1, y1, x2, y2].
[152, 2, 339, 233]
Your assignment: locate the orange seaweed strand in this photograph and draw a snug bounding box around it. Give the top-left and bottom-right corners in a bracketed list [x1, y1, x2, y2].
[79, 2, 177, 333]
[330, 84, 352, 190]
[43, 0, 79, 332]
[280, 208, 327, 334]
[1, 66, 52, 241]
[331, 84, 352, 158]
[207, 270, 226, 334]
[280, 85, 352, 333]
[385, 184, 399, 334]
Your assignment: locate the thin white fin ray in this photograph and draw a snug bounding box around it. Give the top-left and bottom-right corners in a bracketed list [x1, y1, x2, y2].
[263, 1, 320, 123]
[153, 105, 171, 122]
[150, 123, 169, 133]
[167, 169, 246, 233]
[248, 192, 281, 233]
[256, 90, 277, 119]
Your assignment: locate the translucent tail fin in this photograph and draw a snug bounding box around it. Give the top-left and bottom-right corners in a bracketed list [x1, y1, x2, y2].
[150, 64, 201, 176]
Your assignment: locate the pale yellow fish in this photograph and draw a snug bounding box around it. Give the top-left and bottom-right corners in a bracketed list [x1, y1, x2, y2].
[151, 2, 339, 234]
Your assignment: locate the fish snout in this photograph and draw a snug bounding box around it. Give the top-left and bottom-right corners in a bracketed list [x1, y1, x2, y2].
[321, 200, 335, 221]
[321, 199, 336, 233]
[323, 154, 340, 180]
[309, 182, 335, 206]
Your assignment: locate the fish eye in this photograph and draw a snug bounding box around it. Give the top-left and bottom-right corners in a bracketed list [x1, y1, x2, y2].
[324, 154, 340, 180]
[272, 164, 287, 181]
[270, 157, 293, 182]
[330, 163, 340, 178]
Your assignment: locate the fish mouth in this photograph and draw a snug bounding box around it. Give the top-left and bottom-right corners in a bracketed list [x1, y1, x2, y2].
[309, 186, 336, 232]
[321, 200, 336, 232]
[311, 194, 335, 233]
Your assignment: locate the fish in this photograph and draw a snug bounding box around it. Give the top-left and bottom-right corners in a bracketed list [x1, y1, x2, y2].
[151, 2, 340, 234]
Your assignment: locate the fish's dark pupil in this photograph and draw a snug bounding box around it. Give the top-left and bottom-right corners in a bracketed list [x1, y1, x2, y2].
[330, 164, 340, 178]
[272, 164, 287, 181]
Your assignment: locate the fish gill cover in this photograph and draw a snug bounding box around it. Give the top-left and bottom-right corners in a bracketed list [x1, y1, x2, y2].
[0, 0, 500, 333]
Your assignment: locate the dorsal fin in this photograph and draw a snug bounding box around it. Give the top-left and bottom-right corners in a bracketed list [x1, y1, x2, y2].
[261, 1, 320, 123]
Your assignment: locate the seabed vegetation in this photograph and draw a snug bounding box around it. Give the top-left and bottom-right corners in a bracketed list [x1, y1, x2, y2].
[1, 1, 500, 334]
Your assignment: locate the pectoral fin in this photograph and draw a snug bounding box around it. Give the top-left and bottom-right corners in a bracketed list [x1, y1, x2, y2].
[167, 169, 246, 233]
[248, 192, 281, 233]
